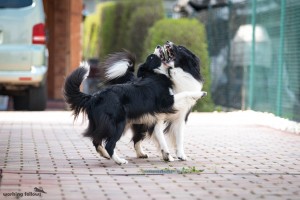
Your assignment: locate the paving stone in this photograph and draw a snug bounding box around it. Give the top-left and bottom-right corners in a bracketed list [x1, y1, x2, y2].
[0, 111, 299, 200]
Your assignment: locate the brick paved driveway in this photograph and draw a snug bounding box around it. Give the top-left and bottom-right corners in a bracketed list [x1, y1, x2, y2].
[0, 111, 299, 200]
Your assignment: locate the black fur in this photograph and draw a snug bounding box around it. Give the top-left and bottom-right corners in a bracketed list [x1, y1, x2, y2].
[63, 54, 175, 159]
[64, 67, 91, 120]
[172, 45, 203, 81]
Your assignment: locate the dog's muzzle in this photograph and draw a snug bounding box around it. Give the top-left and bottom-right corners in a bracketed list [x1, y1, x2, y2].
[164, 41, 175, 62]
[154, 41, 176, 64]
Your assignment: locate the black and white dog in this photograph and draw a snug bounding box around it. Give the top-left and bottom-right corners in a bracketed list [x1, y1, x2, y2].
[103, 41, 205, 162]
[64, 46, 205, 165]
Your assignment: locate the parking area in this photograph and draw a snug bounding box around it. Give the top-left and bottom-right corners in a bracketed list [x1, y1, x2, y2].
[0, 111, 299, 200]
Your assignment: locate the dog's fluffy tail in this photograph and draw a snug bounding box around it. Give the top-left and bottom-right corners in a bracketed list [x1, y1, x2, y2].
[103, 51, 136, 85]
[63, 62, 91, 119]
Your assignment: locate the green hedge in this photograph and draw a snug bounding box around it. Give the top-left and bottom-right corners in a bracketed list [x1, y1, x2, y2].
[84, 0, 164, 61]
[83, 2, 115, 59]
[126, 6, 164, 62]
[97, 0, 163, 61]
[83, 12, 99, 58]
[143, 18, 214, 112]
[98, 2, 117, 58]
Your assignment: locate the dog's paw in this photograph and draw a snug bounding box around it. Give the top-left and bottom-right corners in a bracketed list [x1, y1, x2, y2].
[192, 91, 207, 100]
[177, 154, 187, 161]
[176, 150, 187, 161]
[114, 158, 128, 165]
[117, 158, 128, 165]
[134, 143, 149, 159]
[112, 154, 128, 165]
[137, 153, 149, 159]
[97, 145, 111, 159]
[161, 150, 174, 162]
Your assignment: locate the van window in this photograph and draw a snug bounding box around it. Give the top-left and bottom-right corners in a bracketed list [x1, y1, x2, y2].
[0, 0, 33, 9]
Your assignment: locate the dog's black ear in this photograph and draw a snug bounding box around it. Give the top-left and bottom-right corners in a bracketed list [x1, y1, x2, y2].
[137, 63, 147, 78]
[145, 54, 161, 69]
[176, 45, 201, 80]
[137, 54, 161, 78]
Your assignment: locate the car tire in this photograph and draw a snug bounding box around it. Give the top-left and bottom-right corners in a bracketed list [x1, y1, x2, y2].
[13, 83, 47, 111]
[13, 95, 28, 110]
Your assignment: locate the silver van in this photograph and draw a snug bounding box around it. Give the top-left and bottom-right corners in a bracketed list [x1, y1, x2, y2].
[0, 0, 48, 111]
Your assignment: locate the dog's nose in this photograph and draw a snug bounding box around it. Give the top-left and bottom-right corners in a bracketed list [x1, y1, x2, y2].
[156, 45, 161, 49]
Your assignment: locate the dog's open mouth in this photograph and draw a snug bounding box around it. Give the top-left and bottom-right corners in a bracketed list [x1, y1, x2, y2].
[154, 41, 176, 64]
[164, 41, 175, 62]
[158, 46, 168, 61]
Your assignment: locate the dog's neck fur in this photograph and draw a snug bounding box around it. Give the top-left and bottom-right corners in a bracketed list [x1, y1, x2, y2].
[170, 67, 203, 94]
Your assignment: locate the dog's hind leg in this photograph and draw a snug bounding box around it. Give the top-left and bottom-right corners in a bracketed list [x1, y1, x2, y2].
[105, 138, 128, 165]
[132, 124, 148, 158]
[105, 122, 128, 165]
[134, 138, 148, 158]
[93, 140, 110, 159]
[154, 120, 174, 162]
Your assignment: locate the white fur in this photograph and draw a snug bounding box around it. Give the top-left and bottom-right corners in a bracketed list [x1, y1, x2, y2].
[170, 67, 203, 93]
[112, 152, 128, 165]
[153, 64, 169, 76]
[173, 91, 205, 110]
[165, 91, 205, 160]
[166, 68, 204, 160]
[153, 120, 174, 161]
[145, 91, 204, 162]
[80, 61, 90, 80]
[105, 60, 130, 80]
[150, 67, 204, 161]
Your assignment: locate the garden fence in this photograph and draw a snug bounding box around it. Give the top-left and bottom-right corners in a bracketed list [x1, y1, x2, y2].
[197, 0, 300, 121]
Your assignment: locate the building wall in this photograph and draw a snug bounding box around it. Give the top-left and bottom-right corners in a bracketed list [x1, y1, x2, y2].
[43, 0, 82, 99]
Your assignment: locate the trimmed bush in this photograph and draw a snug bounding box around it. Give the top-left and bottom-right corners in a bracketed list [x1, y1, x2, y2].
[126, 6, 164, 63]
[98, 1, 117, 59]
[115, 0, 163, 50]
[84, 0, 163, 61]
[83, 13, 99, 58]
[83, 3, 114, 59]
[97, 0, 164, 61]
[143, 18, 214, 112]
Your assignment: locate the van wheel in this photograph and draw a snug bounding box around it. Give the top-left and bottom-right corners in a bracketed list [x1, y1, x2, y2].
[13, 84, 47, 111]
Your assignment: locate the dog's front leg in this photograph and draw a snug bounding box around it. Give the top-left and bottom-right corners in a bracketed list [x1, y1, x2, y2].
[154, 120, 174, 162]
[173, 91, 207, 110]
[171, 91, 207, 161]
